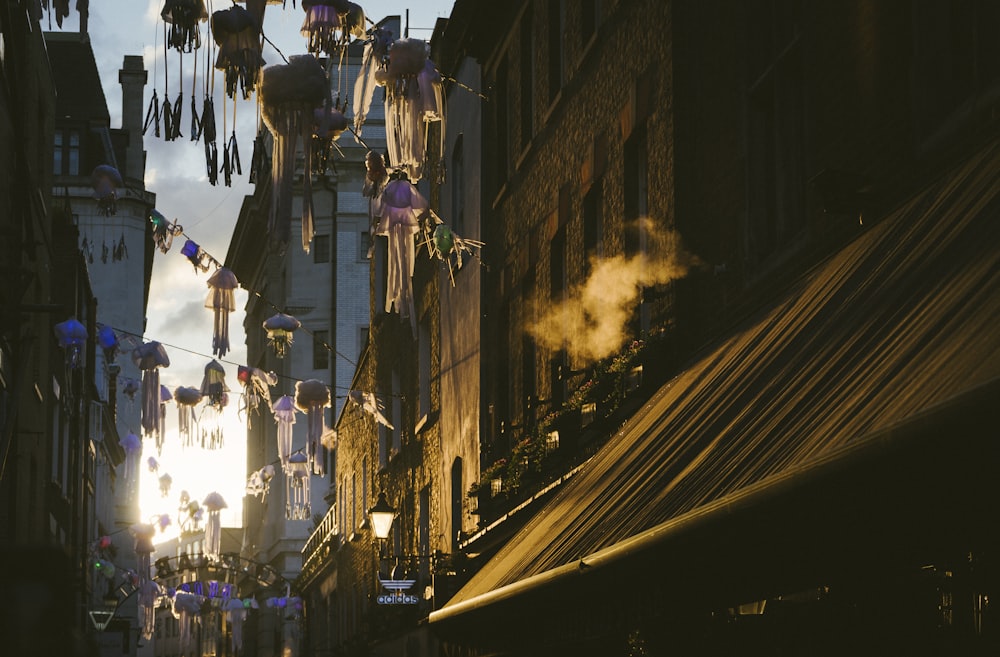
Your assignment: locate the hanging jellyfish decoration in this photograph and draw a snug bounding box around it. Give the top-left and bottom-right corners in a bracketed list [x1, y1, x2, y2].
[263, 313, 301, 359]
[261, 55, 329, 252]
[237, 365, 276, 426]
[139, 578, 162, 641]
[295, 379, 330, 475]
[97, 325, 120, 364]
[147, 456, 160, 473]
[374, 177, 429, 332]
[363, 151, 388, 253]
[156, 513, 172, 532]
[92, 164, 124, 216]
[200, 359, 229, 450]
[212, 4, 264, 101]
[311, 105, 350, 175]
[173, 590, 203, 654]
[54, 318, 87, 370]
[159, 0, 209, 142]
[202, 491, 227, 560]
[206, 267, 239, 358]
[149, 208, 183, 254]
[121, 377, 141, 416]
[286, 452, 311, 520]
[421, 214, 486, 286]
[224, 598, 247, 653]
[158, 385, 173, 454]
[272, 395, 296, 473]
[120, 432, 143, 501]
[159, 473, 173, 497]
[354, 36, 446, 182]
[132, 340, 171, 442]
[300, 0, 367, 59]
[348, 389, 393, 429]
[174, 386, 203, 447]
[246, 464, 275, 500]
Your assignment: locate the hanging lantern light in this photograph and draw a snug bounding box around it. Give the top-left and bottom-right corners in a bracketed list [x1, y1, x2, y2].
[159, 473, 173, 497]
[262, 313, 301, 359]
[374, 177, 429, 332]
[202, 492, 227, 560]
[173, 386, 203, 447]
[237, 366, 276, 426]
[200, 360, 229, 450]
[295, 379, 330, 476]
[271, 395, 296, 473]
[286, 452, 310, 520]
[91, 164, 124, 216]
[205, 267, 239, 358]
[53, 318, 88, 370]
[261, 55, 329, 252]
[120, 432, 142, 501]
[132, 341, 171, 443]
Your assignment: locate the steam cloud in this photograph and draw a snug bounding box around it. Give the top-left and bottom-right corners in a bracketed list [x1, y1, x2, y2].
[527, 224, 700, 363]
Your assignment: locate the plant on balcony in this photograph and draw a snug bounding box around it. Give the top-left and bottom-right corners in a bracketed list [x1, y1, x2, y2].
[467, 458, 507, 498]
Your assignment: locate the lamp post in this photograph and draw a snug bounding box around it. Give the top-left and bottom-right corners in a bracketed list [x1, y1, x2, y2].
[367, 491, 396, 541]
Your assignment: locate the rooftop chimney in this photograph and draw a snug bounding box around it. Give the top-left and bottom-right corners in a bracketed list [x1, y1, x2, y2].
[118, 56, 147, 182]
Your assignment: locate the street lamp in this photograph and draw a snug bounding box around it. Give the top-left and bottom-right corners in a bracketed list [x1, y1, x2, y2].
[367, 491, 396, 540]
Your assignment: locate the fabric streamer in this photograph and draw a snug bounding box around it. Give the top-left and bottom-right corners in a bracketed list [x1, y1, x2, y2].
[272, 395, 296, 473]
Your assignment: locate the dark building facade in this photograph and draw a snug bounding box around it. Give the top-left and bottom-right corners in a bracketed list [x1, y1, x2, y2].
[429, 0, 1000, 655]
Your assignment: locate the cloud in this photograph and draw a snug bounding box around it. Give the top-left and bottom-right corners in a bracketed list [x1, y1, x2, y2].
[527, 223, 701, 363]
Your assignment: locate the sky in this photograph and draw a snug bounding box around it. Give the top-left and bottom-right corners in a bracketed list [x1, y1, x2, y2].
[48, 1, 454, 542]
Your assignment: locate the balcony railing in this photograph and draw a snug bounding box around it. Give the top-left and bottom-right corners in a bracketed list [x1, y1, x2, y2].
[302, 503, 339, 568]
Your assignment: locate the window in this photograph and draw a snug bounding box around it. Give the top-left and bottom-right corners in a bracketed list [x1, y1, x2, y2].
[313, 234, 330, 263]
[362, 456, 368, 526]
[624, 124, 649, 257]
[520, 8, 534, 150]
[418, 487, 430, 579]
[313, 330, 330, 370]
[550, 224, 566, 300]
[583, 178, 603, 271]
[548, 0, 564, 102]
[374, 237, 387, 315]
[351, 472, 356, 531]
[450, 458, 463, 553]
[451, 135, 465, 236]
[54, 129, 80, 175]
[745, 0, 804, 268]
